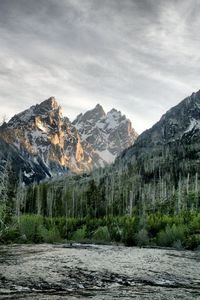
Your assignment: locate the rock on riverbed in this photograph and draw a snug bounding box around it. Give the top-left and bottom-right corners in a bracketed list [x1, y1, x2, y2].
[0, 244, 200, 299]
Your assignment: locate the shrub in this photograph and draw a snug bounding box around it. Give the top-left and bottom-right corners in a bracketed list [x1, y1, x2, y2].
[109, 224, 122, 242]
[2, 213, 200, 249]
[72, 225, 87, 242]
[0, 224, 20, 243]
[43, 227, 61, 243]
[157, 224, 187, 247]
[186, 235, 200, 250]
[135, 228, 149, 247]
[189, 214, 200, 233]
[122, 219, 136, 246]
[92, 226, 110, 243]
[19, 215, 44, 242]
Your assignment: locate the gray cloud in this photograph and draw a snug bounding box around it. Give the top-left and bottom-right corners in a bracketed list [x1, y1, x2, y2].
[0, 0, 200, 133]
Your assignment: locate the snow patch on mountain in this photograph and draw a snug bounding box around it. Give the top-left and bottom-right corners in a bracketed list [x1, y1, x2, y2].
[73, 104, 138, 166]
[95, 149, 116, 164]
[185, 119, 200, 133]
[0, 97, 138, 181]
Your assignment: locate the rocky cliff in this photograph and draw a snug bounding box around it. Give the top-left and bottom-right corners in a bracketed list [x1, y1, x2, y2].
[73, 104, 137, 168]
[0, 97, 137, 182]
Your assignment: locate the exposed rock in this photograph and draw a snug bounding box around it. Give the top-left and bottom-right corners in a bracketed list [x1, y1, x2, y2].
[0, 97, 137, 182]
[73, 104, 138, 167]
[118, 89, 200, 163]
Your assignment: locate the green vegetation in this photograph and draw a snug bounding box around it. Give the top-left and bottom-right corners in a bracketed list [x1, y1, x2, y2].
[0, 148, 200, 250]
[0, 212, 200, 250]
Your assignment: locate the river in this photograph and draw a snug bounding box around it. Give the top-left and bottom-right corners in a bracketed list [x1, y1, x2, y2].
[0, 244, 199, 299]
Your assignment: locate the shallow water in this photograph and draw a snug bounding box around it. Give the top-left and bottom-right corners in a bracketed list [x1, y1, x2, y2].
[0, 244, 200, 299]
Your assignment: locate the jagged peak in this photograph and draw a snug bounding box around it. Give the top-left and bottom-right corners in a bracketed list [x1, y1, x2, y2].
[0, 96, 139, 179]
[92, 103, 105, 116]
[6, 97, 62, 127]
[95, 103, 103, 110]
[37, 96, 60, 111]
[187, 90, 200, 107]
[74, 104, 106, 124]
[109, 108, 118, 113]
[107, 108, 122, 119]
[160, 89, 200, 123]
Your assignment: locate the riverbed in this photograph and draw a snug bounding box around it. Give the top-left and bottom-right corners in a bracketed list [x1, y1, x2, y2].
[0, 244, 199, 299]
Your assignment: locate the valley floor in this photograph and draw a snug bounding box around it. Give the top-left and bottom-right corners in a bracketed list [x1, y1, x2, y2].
[0, 244, 200, 299]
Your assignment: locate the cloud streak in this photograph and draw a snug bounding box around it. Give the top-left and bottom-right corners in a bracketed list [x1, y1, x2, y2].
[0, 0, 200, 133]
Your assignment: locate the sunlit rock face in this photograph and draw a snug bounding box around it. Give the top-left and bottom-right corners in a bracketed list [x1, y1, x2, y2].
[0, 97, 138, 182]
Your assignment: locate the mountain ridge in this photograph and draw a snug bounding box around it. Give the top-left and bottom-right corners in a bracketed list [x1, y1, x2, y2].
[0, 97, 138, 182]
[18, 89, 200, 219]
[118, 89, 200, 163]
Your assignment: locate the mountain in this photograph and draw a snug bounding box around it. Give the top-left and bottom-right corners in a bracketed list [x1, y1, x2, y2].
[105, 90, 200, 213]
[2, 90, 200, 252]
[73, 104, 137, 168]
[23, 89, 200, 218]
[118, 89, 200, 163]
[0, 97, 137, 182]
[0, 97, 83, 175]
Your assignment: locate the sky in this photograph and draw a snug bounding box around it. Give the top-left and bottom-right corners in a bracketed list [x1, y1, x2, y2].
[0, 0, 200, 133]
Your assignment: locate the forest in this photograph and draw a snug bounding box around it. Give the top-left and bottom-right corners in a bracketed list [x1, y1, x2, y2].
[0, 141, 200, 250]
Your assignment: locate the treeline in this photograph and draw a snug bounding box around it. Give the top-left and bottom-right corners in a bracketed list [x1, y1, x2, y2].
[16, 169, 200, 219]
[1, 213, 200, 250]
[0, 142, 200, 249]
[9, 143, 199, 220]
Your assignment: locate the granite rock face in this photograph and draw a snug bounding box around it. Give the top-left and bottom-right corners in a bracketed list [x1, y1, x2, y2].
[73, 104, 138, 168]
[0, 97, 137, 182]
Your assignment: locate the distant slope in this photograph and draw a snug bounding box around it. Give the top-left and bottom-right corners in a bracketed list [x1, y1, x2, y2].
[119, 90, 200, 163]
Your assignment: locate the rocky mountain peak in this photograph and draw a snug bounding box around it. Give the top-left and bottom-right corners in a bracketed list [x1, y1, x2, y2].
[189, 89, 200, 102]
[85, 104, 106, 121]
[95, 103, 104, 111]
[72, 104, 106, 128]
[118, 89, 200, 166]
[108, 108, 121, 115]
[34, 97, 62, 120]
[0, 97, 138, 182]
[36, 96, 60, 111]
[156, 90, 200, 142]
[106, 108, 125, 124]
[73, 104, 138, 167]
[6, 97, 62, 129]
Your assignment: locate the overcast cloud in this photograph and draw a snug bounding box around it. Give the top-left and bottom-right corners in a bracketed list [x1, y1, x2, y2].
[0, 0, 200, 133]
